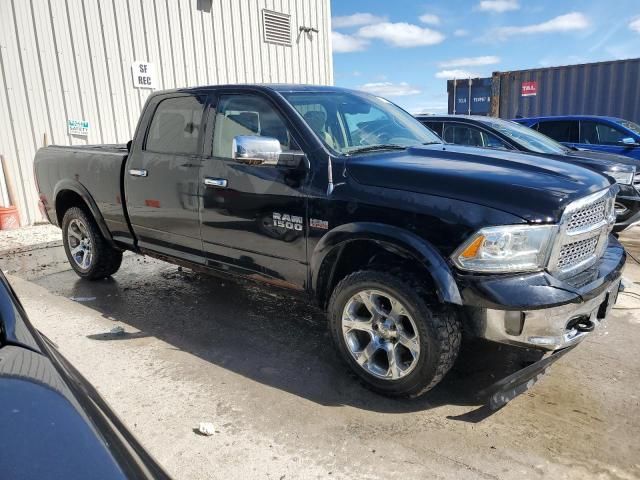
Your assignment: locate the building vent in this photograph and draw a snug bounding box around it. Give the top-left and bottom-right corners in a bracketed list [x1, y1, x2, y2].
[262, 9, 291, 46]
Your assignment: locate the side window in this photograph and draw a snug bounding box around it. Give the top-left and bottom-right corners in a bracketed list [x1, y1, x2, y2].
[537, 121, 578, 143]
[145, 96, 205, 154]
[213, 95, 297, 159]
[442, 124, 484, 147]
[481, 131, 508, 149]
[581, 121, 627, 145]
[423, 121, 443, 137]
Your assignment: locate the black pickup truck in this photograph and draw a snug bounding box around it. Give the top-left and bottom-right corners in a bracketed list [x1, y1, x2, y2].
[35, 85, 625, 399]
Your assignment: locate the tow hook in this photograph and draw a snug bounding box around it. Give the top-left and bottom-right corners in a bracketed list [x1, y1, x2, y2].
[575, 318, 595, 333]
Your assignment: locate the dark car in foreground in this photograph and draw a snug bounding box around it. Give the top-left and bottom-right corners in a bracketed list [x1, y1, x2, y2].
[417, 115, 640, 232]
[514, 115, 640, 161]
[0, 270, 170, 480]
[34, 85, 624, 400]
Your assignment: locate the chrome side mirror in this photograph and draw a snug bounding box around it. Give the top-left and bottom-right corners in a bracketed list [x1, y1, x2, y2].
[232, 136, 282, 165]
[232, 135, 305, 168]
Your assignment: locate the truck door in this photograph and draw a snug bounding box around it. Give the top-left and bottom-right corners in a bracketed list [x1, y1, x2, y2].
[199, 92, 308, 289]
[124, 94, 205, 262]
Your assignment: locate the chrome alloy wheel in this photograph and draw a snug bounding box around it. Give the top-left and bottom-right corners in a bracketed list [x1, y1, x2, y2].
[67, 218, 93, 270]
[341, 289, 421, 380]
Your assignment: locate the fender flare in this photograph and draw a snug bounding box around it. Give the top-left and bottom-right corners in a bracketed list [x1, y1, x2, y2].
[310, 222, 462, 305]
[53, 179, 116, 248]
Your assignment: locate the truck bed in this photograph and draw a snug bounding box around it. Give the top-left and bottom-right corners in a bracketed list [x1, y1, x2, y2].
[34, 144, 131, 245]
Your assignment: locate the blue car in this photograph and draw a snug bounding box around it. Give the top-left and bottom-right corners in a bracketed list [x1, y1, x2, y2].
[514, 116, 640, 160]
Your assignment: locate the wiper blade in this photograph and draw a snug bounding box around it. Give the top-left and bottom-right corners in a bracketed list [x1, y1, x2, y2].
[345, 144, 407, 154]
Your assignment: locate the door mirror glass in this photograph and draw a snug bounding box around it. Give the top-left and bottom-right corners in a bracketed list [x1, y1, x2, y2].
[232, 135, 304, 168]
[233, 135, 281, 165]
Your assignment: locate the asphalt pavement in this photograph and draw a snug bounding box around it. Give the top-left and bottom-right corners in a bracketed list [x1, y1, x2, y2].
[3, 229, 640, 480]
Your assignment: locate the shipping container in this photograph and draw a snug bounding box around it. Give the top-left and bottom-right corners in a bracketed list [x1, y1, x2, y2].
[447, 77, 492, 115]
[446, 58, 640, 124]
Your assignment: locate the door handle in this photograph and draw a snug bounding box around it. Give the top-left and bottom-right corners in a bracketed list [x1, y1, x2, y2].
[203, 177, 228, 188]
[129, 169, 148, 177]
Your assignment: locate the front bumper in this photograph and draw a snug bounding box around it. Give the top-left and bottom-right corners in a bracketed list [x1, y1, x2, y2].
[478, 278, 620, 350]
[459, 236, 625, 351]
[613, 194, 640, 232]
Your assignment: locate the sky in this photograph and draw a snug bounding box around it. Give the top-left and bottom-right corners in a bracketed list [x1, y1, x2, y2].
[330, 0, 640, 114]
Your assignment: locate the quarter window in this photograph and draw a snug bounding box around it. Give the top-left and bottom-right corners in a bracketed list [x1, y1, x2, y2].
[145, 96, 205, 154]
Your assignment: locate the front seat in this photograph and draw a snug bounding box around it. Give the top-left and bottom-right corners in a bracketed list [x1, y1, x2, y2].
[304, 110, 336, 149]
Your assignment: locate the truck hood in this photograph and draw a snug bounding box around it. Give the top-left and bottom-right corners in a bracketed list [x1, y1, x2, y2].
[346, 144, 612, 223]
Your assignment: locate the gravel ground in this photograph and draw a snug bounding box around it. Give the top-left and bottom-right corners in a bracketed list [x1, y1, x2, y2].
[0, 224, 61, 254]
[2, 227, 640, 479]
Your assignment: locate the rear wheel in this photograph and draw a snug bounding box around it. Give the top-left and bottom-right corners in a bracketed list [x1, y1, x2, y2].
[328, 270, 461, 398]
[62, 207, 122, 280]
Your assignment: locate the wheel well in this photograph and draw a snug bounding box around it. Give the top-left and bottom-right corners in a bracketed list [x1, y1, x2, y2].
[317, 240, 437, 309]
[55, 190, 88, 225]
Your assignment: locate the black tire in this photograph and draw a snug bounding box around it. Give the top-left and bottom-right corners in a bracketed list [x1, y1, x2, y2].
[61, 207, 123, 280]
[328, 270, 461, 398]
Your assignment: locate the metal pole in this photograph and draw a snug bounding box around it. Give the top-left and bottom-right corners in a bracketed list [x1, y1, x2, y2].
[452, 78, 457, 115]
[468, 77, 472, 115]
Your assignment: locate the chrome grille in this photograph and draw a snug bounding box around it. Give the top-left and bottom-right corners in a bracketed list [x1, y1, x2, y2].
[556, 236, 599, 270]
[566, 197, 607, 233]
[549, 188, 615, 279]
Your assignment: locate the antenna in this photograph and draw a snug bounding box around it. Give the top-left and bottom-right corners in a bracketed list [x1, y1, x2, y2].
[327, 156, 334, 195]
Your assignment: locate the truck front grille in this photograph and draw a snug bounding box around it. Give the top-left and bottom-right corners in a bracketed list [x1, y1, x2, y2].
[566, 197, 607, 233]
[557, 236, 599, 270]
[549, 188, 616, 279]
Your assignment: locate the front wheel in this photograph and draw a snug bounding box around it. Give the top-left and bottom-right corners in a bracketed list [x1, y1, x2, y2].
[62, 207, 123, 280]
[328, 270, 461, 398]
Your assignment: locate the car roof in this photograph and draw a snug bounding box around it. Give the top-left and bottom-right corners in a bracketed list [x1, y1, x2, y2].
[515, 115, 625, 123]
[416, 115, 514, 125]
[150, 84, 361, 96]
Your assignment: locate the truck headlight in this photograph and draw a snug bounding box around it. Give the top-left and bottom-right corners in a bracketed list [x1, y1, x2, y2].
[452, 225, 557, 273]
[606, 168, 634, 185]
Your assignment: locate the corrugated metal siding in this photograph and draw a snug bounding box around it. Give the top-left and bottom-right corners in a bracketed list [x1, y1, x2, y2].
[493, 58, 640, 123]
[0, 0, 333, 225]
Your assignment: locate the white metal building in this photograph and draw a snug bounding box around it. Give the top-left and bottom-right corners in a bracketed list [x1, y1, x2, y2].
[0, 0, 333, 225]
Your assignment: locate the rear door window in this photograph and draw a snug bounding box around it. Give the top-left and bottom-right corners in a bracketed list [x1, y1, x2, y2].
[537, 120, 579, 143]
[145, 95, 205, 154]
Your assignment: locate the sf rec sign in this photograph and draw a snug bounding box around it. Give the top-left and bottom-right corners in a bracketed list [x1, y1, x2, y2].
[131, 61, 156, 89]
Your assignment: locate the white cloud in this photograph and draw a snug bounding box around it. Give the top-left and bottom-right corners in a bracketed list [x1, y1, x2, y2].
[359, 81, 422, 97]
[630, 17, 640, 33]
[333, 13, 387, 29]
[435, 69, 480, 79]
[439, 55, 500, 68]
[454, 29, 469, 37]
[357, 22, 445, 48]
[419, 14, 440, 25]
[478, 0, 520, 12]
[332, 31, 369, 53]
[492, 12, 590, 39]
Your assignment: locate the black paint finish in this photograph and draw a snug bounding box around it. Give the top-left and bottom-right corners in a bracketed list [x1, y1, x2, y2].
[34, 85, 624, 317]
[0, 271, 170, 480]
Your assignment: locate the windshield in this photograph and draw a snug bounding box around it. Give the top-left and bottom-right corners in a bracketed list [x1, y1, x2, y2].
[483, 118, 569, 155]
[620, 120, 640, 136]
[281, 91, 441, 155]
